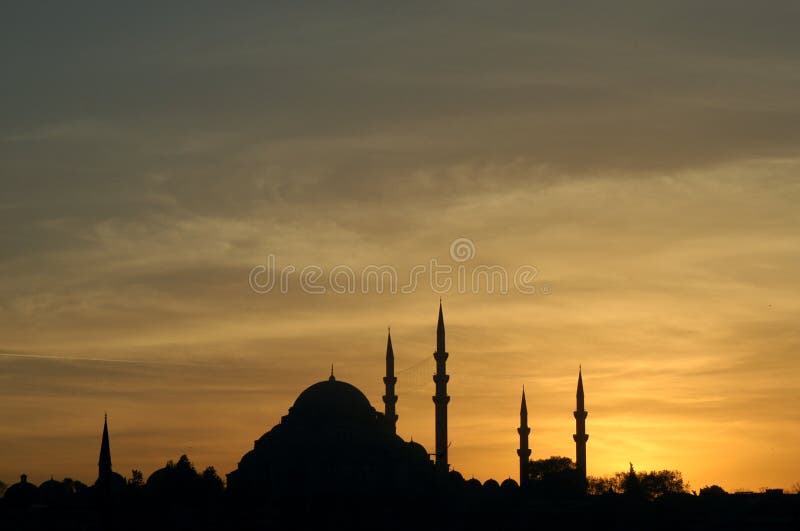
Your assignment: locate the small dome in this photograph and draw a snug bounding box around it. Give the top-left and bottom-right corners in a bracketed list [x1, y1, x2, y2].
[289, 377, 376, 425]
[407, 440, 429, 461]
[501, 478, 519, 489]
[466, 477, 482, 489]
[483, 478, 500, 490]
[4, 474, 40, 506]
[448, 470, 465, 484]
[39, 478, 69, 505]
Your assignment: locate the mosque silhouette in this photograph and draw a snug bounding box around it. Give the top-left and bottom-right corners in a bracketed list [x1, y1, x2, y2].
[225, 301, 587, 498]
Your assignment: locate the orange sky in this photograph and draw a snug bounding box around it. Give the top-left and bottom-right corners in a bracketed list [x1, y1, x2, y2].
[1, 2, 799, 492]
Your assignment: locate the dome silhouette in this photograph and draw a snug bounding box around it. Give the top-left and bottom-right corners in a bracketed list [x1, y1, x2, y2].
[4, 474, 39, 507]
[39, 477, 70, 506]
[227, 374, 434, 497]
[289, 375, 376, 426]
[407, 440, 430, 461]
[483, 478, 500, 490]
[501, 478, 519, 489]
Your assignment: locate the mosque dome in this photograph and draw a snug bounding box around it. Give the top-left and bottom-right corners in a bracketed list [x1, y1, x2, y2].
[39, 478, 69, 506]
[407, 440, 430, 461]
[466, 477, 482, 489]
[483, 478, 500, 490]
[289, 375, 377, 426]
[227, 374, 435, 497]
[501, 478, 519, 489]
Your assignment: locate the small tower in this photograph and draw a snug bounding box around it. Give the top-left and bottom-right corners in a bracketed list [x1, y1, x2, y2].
[432, 301, 450, 474]
[573, 367, 588, 483]
[382, 329, 398, 434]
[517, 387, 531, 487]
[97, 414, 113, 494]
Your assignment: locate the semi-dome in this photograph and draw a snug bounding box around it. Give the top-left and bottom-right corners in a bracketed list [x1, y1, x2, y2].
[288, 374, 377, 425]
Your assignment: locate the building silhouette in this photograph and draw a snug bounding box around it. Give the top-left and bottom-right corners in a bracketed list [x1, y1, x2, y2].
[225, 305, 458, 498]
[225, 302, 590, 496]
[226, 368, 434, 498]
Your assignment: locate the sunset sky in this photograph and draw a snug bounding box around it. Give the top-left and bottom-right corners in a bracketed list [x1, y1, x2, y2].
[1, 2, 799, 492]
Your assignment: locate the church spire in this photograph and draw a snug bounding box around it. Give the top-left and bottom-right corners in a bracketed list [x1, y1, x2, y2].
[573, 367, 588, 487]
[433, 301, 450, 474]
[517, 387, 531, 487]
[383, 328, 398, 434]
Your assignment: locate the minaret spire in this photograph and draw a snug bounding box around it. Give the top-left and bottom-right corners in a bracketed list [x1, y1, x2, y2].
[573, 366, 588, 487]
[97, 413, 113, 494]
[436, 300, 446, 353]
[517, 387, 531, 487]
[433, 301, 450, 474]
[382, 328, 398, 434]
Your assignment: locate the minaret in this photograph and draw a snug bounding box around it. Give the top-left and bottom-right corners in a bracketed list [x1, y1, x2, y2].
[382, 329, 398, 434]
[97, 413, 112, 492]
[573, 367, 588, 483]
[432, 301, 450, 473]
[517, 387, 531, 487]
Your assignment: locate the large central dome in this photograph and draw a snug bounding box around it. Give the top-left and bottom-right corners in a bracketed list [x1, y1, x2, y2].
[227, 372, 435, 499]
[289, 374, 376, 425]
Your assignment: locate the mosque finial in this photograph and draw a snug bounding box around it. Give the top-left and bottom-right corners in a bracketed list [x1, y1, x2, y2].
[330, 364, 335, 381]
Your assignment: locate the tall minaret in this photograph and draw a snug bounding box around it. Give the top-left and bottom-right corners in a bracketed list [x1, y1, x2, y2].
[97, 414, 112, 491]
[517, 387, 531, 487]
[573, 367, 588, 482]
[432, 301, 450, 473]
[383, 329, 398, 434]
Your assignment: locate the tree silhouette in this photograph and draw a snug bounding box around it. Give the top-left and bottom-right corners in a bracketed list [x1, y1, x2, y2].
[200, 466, 224, 499]
[699, 485, 727, 497]
[622, 463, 644, 499]
[588, 464, 687, 500]
[638, 469, 686, 499]
[587, 475, 617, 495]
[527, 456, 584, 497]
[128, 469, 144, 488]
